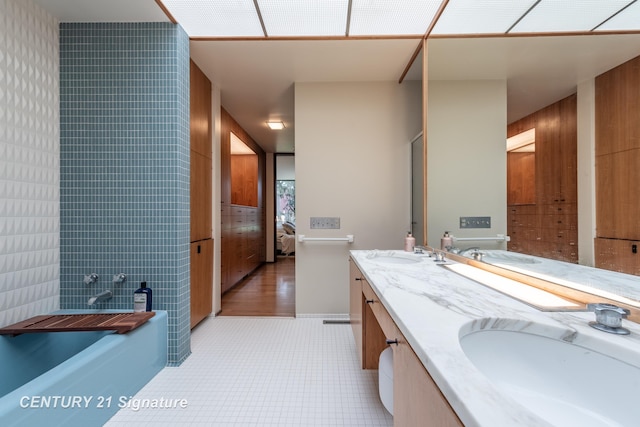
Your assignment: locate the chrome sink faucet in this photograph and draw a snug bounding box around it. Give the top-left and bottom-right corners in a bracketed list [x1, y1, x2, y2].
[458, 247, 481, 255]
[587, 303, 630, 335]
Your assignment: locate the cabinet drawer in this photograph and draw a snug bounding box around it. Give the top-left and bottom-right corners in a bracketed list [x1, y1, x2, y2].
[508, 204, 537, 215]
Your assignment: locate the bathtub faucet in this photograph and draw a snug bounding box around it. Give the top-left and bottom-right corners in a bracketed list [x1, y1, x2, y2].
[88, 290, 113, 306]
[112, 273, 127, 283]
[83, 273, 99, 285]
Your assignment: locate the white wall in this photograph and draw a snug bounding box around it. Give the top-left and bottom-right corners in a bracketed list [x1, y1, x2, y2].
[427, 80, 507, 250]
[212, 84, 222, 314]
[276, 155, 295, 180]
[266, 153, 275, 262]
[577, 79, 596, 267]
[295, 81, 422, 315]
[0, 0, 60, 326]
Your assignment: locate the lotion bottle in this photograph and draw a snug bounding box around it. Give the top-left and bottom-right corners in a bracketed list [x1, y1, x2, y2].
[134, 281, 152, 312]
[404, 232, 416, 252]
[440, 231, 453, 250]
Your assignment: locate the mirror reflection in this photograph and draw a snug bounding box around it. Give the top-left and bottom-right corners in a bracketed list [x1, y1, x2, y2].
[413, 33, 640, 306]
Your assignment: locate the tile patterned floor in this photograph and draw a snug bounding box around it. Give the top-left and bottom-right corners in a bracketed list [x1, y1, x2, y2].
[105, 317, 393, 426]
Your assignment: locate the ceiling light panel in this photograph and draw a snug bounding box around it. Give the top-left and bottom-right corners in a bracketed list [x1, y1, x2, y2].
[258, 0, 349, 36]
[596, 1, 640, 31]
[510, 0, 634, 33]
[432, 0, 539, 35]
[349, 0, 442, 36]
[161, 0, 264, 37]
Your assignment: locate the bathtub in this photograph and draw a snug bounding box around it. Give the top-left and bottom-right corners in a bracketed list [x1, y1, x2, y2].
[0, 310, 167, 427]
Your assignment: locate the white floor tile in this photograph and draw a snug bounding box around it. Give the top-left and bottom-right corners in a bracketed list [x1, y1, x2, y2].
[105, 317, 393, 426]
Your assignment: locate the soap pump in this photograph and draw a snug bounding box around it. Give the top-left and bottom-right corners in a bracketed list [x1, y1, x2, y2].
[404, 232, 416, 252]
[134, 281, 153, 312]
[441, 231, 453, 250]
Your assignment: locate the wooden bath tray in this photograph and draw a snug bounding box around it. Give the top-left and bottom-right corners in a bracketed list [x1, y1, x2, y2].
[0, 312, 155, 336]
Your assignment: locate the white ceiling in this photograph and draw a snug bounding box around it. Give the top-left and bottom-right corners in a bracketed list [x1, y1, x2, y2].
[33, 0, 640, 153]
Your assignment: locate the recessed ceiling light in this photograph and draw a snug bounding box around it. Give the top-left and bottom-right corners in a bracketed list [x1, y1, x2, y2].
[267, 121, 285, 130]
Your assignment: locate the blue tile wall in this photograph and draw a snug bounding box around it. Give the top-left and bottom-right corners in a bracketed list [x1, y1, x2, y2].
[59, 23, 191, 365]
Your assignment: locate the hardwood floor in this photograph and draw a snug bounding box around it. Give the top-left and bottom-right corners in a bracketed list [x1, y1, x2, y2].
[220, 256, 295, 317]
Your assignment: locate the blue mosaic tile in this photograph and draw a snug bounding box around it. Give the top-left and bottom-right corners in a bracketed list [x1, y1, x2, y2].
[59, 23, 190, 365]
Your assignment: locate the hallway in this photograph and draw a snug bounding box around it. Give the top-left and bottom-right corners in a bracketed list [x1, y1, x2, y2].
[220, 257, 295, 317]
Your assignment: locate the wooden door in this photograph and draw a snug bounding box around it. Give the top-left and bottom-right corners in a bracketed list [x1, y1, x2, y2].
[191, 239, 213, 328]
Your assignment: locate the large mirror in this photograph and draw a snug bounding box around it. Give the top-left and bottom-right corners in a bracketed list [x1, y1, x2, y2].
[411, 31, 640, 305]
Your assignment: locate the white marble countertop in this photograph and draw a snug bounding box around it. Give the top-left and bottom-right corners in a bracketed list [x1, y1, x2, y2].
[475, 250, 640, 305]
[350, 249, 640, 427]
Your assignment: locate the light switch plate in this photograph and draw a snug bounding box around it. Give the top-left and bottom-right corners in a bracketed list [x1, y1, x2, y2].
[460, 216, 491, 229]
[310, 217, 340, 229]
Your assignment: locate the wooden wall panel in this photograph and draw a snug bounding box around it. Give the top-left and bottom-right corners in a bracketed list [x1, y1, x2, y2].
[231, 154, 258, 207]
[595, 55, 640, 157]
[507, 152, 535, 205]
[190, 60, 212, 158]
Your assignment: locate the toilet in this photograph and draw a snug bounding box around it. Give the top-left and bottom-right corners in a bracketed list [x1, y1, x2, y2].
[379, 346, 394, 415]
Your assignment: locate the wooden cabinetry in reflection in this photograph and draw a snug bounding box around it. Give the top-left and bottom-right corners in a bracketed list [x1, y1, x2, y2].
[594, 54, 640, 274]
[507, 94, 578, 263]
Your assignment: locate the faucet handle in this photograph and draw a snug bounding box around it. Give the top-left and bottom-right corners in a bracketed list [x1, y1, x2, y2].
[112, 273, 127, 283]
[83, 273, 99, 285]
[587, 303, 630, 334]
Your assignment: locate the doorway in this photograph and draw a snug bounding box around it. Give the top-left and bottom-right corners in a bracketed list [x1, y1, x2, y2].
[219, 154, 296, 317]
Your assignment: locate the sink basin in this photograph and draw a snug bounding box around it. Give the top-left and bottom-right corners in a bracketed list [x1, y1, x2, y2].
[368, 255, 422, 265]
[460, 328, 640, 426]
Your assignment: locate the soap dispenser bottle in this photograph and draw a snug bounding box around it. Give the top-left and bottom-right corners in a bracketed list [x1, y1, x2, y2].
[441, 231, 453, 250]
[404, 232, 416, 252]
[134, 281, 152, 312]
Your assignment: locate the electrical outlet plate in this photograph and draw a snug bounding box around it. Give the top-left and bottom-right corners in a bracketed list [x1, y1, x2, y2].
[310, 217, 340, 229]
[460, 216, 491, 229]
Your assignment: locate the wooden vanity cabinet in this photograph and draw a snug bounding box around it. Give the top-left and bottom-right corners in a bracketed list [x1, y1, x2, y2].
[349, 259, 386, 369]
[349, 259, 463, 426]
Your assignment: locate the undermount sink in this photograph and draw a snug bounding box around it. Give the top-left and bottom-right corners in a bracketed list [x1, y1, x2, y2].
[460, 327, 640, 426]
[368, 254, 422, 265]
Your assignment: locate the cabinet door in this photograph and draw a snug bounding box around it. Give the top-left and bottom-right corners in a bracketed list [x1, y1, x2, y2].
[349, 259, 363, 365]
[596, 150, 640, 240]
[595, 238, 640, 275]
[361, 278, 463, 426]
[191, 239, 213, 328]
[191, 151, 212, 242]
[393, 342, 463, 427]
